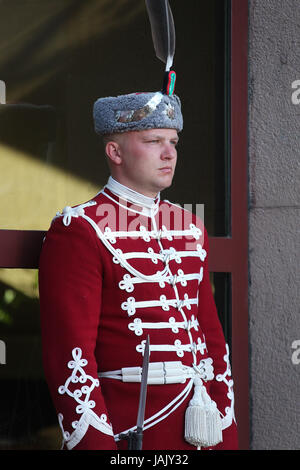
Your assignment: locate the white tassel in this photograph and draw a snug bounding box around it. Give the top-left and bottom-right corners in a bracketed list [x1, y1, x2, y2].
[184, 377, 223, 448]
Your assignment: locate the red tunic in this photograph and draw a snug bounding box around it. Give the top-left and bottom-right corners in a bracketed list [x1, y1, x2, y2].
[39, 184, 238, 450]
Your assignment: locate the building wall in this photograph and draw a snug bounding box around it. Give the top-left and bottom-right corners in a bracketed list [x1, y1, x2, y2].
[248, 0, 300, 449]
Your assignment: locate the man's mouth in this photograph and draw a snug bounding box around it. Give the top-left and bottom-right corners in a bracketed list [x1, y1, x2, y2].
[158, 166, 173, 173]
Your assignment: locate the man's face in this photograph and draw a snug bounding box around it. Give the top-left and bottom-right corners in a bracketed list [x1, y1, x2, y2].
[110, 128, 179, 198]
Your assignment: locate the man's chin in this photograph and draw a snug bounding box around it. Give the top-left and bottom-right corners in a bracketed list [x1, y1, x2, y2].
[155, 177, 174, 194]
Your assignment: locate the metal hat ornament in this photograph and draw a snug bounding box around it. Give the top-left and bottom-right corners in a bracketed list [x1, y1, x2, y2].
[145, 0, 177, 96]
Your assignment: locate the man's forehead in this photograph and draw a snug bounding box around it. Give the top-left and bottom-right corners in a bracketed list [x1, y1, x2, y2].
[137, 128, 179, 139]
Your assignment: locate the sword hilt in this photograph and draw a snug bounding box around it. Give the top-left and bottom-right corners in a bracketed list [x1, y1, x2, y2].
[119, 428, 143, 450]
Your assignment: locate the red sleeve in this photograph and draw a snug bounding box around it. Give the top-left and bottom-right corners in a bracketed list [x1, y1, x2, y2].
[197, 228, 238, 450]
[38, 215, 117, 450]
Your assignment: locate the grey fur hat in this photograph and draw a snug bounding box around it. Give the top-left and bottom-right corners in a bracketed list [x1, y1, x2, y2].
[93, 91, 183, 135]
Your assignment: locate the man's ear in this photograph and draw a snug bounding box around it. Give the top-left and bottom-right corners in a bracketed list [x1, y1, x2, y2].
[105, 140, 122, 166]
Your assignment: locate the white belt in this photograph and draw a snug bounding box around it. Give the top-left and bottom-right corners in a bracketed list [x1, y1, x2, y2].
[98, 358, 214, 385]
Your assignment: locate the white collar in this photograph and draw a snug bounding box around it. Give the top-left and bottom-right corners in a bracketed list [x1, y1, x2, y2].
[104, 176, 160, 215]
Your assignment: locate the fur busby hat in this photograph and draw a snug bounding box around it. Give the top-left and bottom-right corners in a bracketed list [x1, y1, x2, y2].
[93, 91, 183, 136]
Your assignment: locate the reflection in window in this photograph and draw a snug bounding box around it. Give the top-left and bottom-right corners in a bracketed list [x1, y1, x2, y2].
[0, 0, 230, 235]
[0, 269, 59, 449]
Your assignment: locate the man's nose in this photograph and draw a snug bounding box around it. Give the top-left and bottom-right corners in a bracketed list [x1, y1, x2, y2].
[161, 144, 177, 159]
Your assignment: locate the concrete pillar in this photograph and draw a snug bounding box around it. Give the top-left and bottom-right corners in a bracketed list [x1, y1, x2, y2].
[248, 0, 300, 449]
